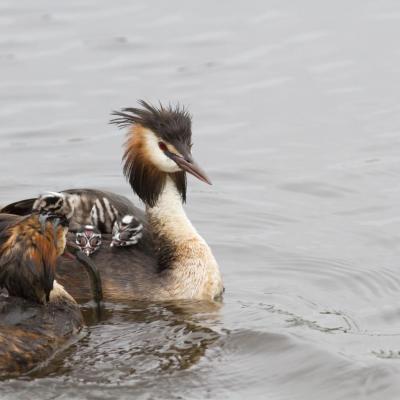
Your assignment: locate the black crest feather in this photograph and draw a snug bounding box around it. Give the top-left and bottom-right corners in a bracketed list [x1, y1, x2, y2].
[110, 100, 192, 145]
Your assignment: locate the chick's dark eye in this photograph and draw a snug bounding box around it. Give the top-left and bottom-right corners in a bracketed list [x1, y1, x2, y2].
[158, 142, 168, 152]
[90, 238, 101, 247]
[76, 235, 87, 246]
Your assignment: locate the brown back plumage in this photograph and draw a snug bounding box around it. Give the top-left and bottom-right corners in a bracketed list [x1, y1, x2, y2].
[0, 214, 66, 304]
[0, 295, 83, 377]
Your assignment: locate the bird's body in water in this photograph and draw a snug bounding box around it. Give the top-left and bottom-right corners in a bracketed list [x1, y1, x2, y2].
[3, 101, 224, 303]
[0, 211, 83, 376]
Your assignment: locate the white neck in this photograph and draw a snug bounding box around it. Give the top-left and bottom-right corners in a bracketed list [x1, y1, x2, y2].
[145, 176, 223, 301]
[147, 176, 202, 243]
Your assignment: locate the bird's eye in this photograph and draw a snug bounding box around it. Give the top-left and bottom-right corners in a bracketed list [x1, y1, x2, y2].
[90, 237, 101, 247]
[76, 235, 87, 246]
[158, 142, 168, 152]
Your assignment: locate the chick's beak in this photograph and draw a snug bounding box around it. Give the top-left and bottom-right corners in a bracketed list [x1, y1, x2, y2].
[164, 149, 212, 185]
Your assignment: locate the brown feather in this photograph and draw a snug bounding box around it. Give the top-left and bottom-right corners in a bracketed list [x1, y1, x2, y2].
[0, 215, 65, 304]
[0, 295, 82, 377]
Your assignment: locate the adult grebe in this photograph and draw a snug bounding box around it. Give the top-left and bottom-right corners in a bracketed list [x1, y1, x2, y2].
[3, 101, 224, 302]
[0, 211, 83, 376]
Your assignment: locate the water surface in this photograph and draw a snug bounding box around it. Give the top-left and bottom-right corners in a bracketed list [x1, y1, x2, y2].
[1, 1, 400, 399]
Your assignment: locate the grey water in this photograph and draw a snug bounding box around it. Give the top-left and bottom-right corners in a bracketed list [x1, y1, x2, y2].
[1, 0, 400, 398]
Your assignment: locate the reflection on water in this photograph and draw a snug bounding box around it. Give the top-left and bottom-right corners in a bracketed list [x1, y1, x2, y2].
[29, 301, 223, 382]
[2, 0, 400, 399]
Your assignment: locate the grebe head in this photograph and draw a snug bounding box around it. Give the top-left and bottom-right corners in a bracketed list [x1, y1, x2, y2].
[111, 214, 143, 247]
[33, 192, 74, 221]
[111, 100, 211, 207]
[75, 225, 102, 256]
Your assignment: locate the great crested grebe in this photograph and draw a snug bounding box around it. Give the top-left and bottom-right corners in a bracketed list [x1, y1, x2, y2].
[3, 101, 224, 302]
[0, 210, 83, 376]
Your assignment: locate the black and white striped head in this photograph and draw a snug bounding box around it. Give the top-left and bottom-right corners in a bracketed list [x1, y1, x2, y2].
[90, 198, 119, 233]
[111, 215, 143, 247]
[75, 225, 102, 256]
[33, 192, 74, 220]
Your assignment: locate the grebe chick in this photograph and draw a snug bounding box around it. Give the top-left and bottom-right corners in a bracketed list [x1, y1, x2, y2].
[2, 189, 140, 234]
[33, 191, 74, 221]
[57, 101, 223, 302]
[111, 215, 143, 247]
[75, 225, 102, 256]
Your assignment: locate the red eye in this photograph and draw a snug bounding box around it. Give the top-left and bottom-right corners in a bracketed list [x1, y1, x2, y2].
[158, 142, 168, 152]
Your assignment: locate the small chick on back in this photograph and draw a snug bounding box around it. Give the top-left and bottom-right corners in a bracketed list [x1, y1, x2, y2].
[33, 192, 74, 221]
[34, 193, 142, 253]
[75, 225, 102, 256]
[111, 215, 143, 248]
